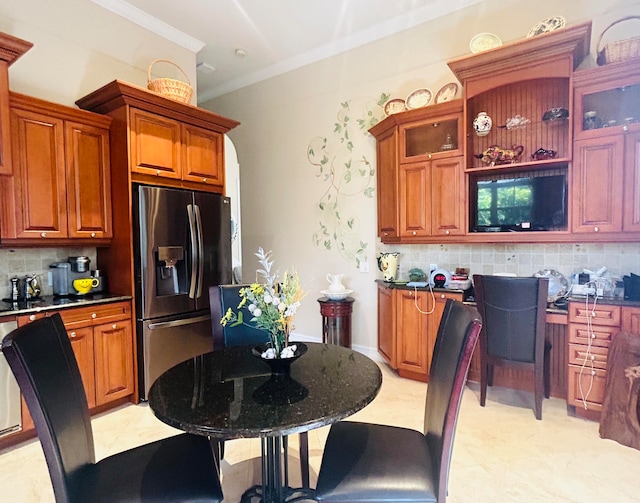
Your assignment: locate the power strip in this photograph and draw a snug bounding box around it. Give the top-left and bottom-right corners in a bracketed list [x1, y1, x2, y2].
[571, 284, 603, 297]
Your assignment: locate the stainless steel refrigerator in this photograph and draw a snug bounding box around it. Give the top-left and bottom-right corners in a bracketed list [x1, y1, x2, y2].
[133, 184, 231, 400]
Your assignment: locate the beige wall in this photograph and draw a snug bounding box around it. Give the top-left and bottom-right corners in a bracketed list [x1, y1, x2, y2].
[202, 0, 640, 353]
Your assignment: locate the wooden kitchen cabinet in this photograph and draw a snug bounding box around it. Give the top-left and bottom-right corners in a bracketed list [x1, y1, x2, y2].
[399, 156, 464, 238]
[0, 33, 31, 176]
[377, 284, 463, 382]
[1, 93, 112, 245]
[12, 301, 134, 440]
[130, 107, 181, 180]
[370, 100, 464, 243]
[571, 59, 640, 239]
[566, 301, 621, 417]
[377, 283, 396, 366]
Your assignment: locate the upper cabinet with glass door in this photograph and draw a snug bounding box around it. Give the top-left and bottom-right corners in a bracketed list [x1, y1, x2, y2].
[400, 110, 463, 163]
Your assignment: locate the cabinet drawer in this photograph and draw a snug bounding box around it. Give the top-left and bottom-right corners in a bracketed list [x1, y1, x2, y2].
[58, 301, 131, 328]
[568, 303, 620, 326]
[568, 343, 608, 369]
[567, 364, 607, 412]
[568, 323, 618, 347]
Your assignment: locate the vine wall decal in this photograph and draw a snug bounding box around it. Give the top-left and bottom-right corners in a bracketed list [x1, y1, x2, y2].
[307, 93, 389, 268]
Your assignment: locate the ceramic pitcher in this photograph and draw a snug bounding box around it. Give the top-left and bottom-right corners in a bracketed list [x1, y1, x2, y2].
[377, 252, 399, 282]
[326, 273, 346, 293]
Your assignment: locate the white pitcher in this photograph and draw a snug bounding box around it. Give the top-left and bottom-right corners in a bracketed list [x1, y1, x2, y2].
[326, 273, 346, 293]
[377, 252, 399, 282]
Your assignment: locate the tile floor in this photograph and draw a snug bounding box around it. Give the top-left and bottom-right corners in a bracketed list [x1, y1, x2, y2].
[1, 362, 639, 502]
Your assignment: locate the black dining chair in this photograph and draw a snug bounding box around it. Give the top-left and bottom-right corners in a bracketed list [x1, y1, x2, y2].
[314, 299, 482, 503]
[473, 274, 550, 420]
[210, 284, 311, 488]
[1, 313, 223, 503]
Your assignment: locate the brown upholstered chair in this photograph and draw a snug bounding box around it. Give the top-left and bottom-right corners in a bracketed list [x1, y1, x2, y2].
[209, 284, 310, 488]
[473, 274, 550, 420]
[314, 299, 482, 503]
[1, 313, 223, 503]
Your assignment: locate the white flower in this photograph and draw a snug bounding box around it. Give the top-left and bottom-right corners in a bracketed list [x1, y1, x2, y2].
[261, 348, 277, 359]
[263, 294, 273, 304]
[253, 308, 262, 317]
[272, 297, 280, 306]
[248, 303, 256, 313]
[278, 303, 286, 312]
[280, 346, 297, 358]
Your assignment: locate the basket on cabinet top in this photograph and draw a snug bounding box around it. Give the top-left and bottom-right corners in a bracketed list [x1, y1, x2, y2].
[147, 59, 193, 103]
[597, 16, 640, 66]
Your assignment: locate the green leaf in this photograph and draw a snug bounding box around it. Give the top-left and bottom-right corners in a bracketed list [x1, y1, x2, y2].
[364, 187, 375, 198]
[230, 311, 243, 327]
[348, 218, 354, 229]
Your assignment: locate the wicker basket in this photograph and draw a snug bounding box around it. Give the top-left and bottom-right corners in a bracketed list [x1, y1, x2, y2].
[147, 59, 193, 103]
[597, 16, 640, 66]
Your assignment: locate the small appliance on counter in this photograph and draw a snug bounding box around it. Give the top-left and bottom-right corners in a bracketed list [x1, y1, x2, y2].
[49, 257, 105, 296]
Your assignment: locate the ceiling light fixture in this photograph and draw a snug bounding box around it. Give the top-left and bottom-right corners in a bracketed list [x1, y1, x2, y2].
[235, 48, 248, 58]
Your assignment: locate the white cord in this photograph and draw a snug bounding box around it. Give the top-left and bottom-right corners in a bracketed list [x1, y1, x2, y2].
[578, 292, 598, 409]
[413, 283, 436, 315]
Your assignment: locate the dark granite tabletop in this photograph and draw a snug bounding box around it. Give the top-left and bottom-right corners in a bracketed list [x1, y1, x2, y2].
[148, 342, 382, 439]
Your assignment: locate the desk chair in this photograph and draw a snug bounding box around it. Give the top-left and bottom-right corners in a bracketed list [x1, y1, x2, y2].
[315, 299, 482, 503]
[210, 284, 311, 488]
[473, 274, 550, 420]
[1, 314, 223, 503]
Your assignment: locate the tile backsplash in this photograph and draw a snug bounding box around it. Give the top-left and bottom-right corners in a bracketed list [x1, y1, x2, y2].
[378, 242, 640, 288]
[0, 247, 97, 299]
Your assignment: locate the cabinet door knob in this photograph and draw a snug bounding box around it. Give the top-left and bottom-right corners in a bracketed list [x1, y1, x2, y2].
[40, 232, 47, 238]
[156, 170, 161, 176]
[70, 331, 77, 338]
[29, 314, 36, 321]
[202, 178, 208, 183]
[623, 125, 629, 132]
[91, 313, 97, 319]
[445, 230, 450, 235]
[594, 226, 599, 232]
[428, 154, 432, 159]
[112, 323, 117, 329]
[440, 294, 445, 299]
[383, 232, 388, 236]
[412, 231, 417, 235]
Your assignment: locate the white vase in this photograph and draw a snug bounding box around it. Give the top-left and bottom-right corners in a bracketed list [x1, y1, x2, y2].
[473, 111, 493, 137]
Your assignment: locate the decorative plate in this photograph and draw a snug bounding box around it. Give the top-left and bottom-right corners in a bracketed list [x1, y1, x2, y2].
[405, 88, 433, 109]
[469, 32, 502, 53]
[384, 98, 407, 116]
[526, 16, 566, 38]
[435, 82, 459, 103]
[533, 269, 569, 301]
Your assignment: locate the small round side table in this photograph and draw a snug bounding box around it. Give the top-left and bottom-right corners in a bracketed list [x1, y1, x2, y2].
[317, 297, 354, 348]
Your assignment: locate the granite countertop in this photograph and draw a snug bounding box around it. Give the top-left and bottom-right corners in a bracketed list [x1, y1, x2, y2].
[0, 293, 133, 316]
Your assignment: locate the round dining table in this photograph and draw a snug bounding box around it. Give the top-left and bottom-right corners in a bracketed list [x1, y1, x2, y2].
[148, 342, 382, 503]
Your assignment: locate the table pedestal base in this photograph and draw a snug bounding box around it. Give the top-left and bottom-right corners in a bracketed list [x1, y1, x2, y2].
[240, 436, 315, 503]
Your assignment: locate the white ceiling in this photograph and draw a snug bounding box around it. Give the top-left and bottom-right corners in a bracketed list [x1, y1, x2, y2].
[91, 0, 482, 102]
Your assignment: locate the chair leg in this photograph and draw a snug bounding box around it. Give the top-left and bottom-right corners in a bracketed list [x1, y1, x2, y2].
[534, 362, 544, 420]
[299, 432, 310, 488]
[480, 360, 488, 407]
[544, 347, 551, 399]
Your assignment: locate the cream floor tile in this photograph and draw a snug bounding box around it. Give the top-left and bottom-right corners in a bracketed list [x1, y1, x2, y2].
[1, 360, 639, 502]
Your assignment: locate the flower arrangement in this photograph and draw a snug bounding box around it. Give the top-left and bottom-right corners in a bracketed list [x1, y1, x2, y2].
[220, 247, 305, 358]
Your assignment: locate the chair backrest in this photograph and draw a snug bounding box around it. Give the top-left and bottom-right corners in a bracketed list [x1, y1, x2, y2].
[472, 275, 548, 363]
[423, 299, 482, 503]
[209, 284, 270, 349]
[1, 314, 94, 502]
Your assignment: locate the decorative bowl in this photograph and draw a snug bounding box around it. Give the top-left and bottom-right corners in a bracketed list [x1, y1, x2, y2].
[321, 289, 353, 300]
[252, 342, 308, 376]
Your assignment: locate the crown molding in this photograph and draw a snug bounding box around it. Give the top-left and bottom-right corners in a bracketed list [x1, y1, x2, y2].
[90, 0, 205, 53]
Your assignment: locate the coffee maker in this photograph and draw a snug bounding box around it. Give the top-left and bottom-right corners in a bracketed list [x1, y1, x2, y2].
[49, 257, 105, 296]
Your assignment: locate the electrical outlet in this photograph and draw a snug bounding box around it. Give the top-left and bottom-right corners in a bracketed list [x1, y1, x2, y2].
[359, 262, 369, 273]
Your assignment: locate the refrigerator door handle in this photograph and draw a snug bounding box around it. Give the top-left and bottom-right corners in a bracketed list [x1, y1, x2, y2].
[186, 204, 198, 299]
[194, 203, 205, 299]
[147, 314, 211, 330]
